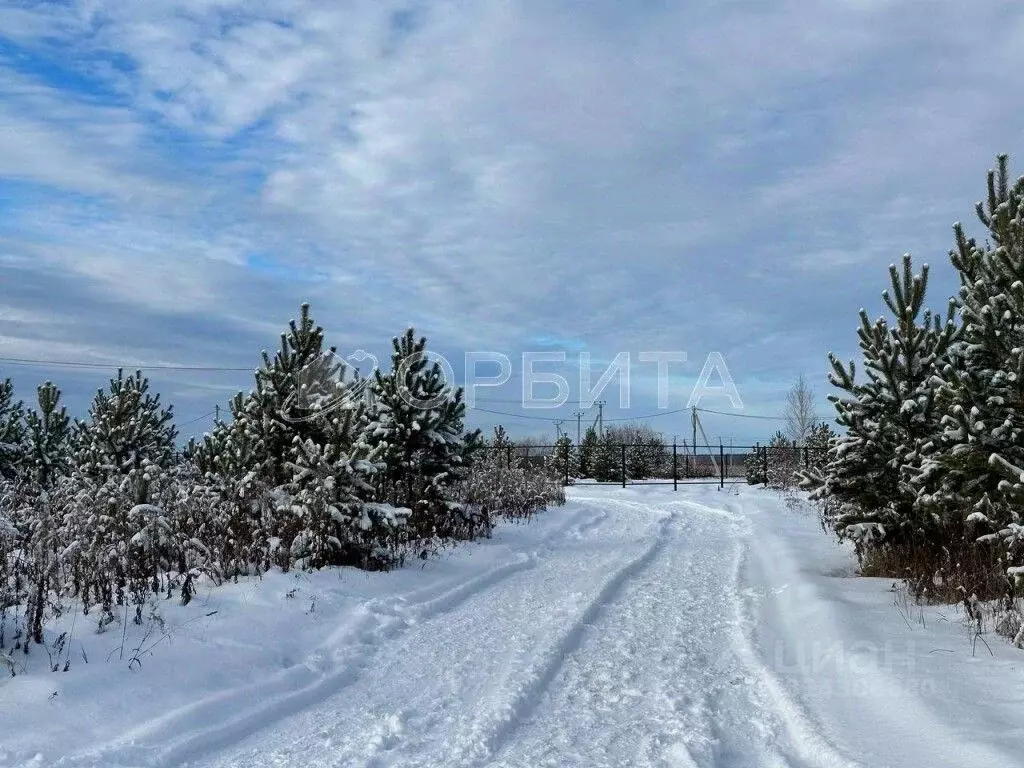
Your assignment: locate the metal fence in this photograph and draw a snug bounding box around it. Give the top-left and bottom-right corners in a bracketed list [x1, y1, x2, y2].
[481, 442, 821, 490]
[483, 442, 827, 490]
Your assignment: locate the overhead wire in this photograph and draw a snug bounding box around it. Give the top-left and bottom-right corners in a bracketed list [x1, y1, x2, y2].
[0, 355, 253, 372]
[468, 406, 560, 421]
[177, 410, 218, 427]
[465, 404, 794, 423]
[0, 354, 811, 424]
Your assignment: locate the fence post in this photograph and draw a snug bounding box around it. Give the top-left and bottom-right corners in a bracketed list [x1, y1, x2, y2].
[803, 445, 809, 471]
[562, 441, 570, 486]
[719, 443, 725, 489]
[762, 445, 768, 488]
[672, 442, 678, 491]
[621, 443, 627, 488]
[684, 453, 689, 479]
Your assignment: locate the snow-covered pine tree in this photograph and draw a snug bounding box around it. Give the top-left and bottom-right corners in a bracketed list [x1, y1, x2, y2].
[915, 156, 1024, 587]
[17, 488, 60, 646]
[811, 255, 956, 549]
[642, 437, 669, 478]
[923, 157, 1024, 529]
[73, 369, 177, 499]
[456, 426, 562, 524]
[794, 422, 837, 489]
[24, 381, 71, 488]
[279, 386, 407, 571]
[792, 422, 845, 532]
[610, 424, 666, 479]
[191, 392, 276, 577]
[0, 482, 18, 646]
[138, 458, 225, 605]
[765, 431, 797, 490]
[0, 377, 25, 481]
[805, 422, 836, 475]
[367, 329, 473, 543]
[248, 303, 348, 487]
[6, 382, 74, 643]
[458, 425, 512, 525]
[577, 426, 599, 478]
[592, 431, 620, 482]
[62, 370, 178, 621]
[459, 428, 485, 471]
[195, 305, 409, 572]
[551, 434, 578, 483]
[745, 443, 766, 485]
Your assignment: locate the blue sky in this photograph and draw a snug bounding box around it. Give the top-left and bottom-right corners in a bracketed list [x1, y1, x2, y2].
[2, 0, 1023, 445]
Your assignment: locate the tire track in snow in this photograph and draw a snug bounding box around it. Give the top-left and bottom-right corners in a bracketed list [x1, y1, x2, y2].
[643, 491, 859, 767]
[475, 489, 845, 768]
[60, 506, 612, 768]
[573, 496, 764, 768]
[717, 526, 864, 768]
[474, 510, 676, 765]
[336, 502, 648, 768]
[394, 505, 607, 611]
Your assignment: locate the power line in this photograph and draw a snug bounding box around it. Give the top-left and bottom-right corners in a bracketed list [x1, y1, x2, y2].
[602, 406, 691, 423]
[696, 407, 783, 421]
[178, 410, 217, 427]
[696, 407, 826, 422]
[466, 404, 797, 424]
[468, 404, 677, 426]
[466, 406, 556, 422]
[470, 398, 594, 405]
[0, 354, 813, 424]
[0, 355, 253, 372]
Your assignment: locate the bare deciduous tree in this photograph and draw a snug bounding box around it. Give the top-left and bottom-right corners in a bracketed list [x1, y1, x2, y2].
[784, 374, 816, 444]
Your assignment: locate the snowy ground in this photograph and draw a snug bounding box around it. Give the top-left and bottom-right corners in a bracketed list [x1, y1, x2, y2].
[2, 485, 1023, 768]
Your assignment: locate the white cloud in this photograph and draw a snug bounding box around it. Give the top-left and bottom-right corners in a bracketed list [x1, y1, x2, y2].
[5, 0, 1024, 430]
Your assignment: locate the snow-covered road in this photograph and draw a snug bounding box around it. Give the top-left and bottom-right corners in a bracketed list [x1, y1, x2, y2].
[6, 485, 1024, 768]
[189, 492, 822, 768]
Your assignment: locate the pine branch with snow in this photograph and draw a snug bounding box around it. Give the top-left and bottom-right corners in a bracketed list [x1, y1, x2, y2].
[365, 329, 476, 545]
